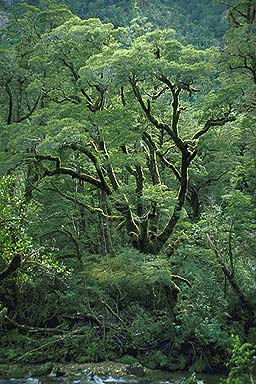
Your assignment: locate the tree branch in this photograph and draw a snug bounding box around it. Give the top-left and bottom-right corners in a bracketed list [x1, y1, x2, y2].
[63, 143, 112, 194]
[48, 183, 121, 221]
[142, 132, 161, 185]
[192, 116, 236, 140]
[5, 78, 13, 125]
[16, 91, 42, 123]
[157, 153, 181, 182]
[0, 254, 22, 283]
[35, 153, 106, 191]
[130, 80, 185, 151]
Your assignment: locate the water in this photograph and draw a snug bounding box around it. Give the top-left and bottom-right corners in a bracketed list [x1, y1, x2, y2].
[0, 372, 225, 384]
[0, 363, 225, 384]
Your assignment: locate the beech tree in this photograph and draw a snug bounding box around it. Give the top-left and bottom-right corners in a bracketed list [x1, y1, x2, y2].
[0, 8, 238, 256]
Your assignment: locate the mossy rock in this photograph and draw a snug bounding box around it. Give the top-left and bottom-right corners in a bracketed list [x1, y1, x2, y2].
[126, 362, 146, 377]
[0, 363, 52, 379]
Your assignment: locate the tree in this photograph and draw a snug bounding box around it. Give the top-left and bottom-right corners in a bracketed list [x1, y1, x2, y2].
[0, 2, 73, 124]
[0, 8, 237, 257]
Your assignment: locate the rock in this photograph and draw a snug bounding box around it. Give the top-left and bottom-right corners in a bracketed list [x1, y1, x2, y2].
[126, 363, 146, 377]
[29, 363, 53, 377]
[56, 369, 66, 377]
[80, 369, 105, 384]
[48, 365, 66, 378]
[25, 379, 41, 384]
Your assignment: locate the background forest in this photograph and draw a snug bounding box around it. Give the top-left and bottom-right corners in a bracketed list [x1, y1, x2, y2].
[0, 0, 255, 382]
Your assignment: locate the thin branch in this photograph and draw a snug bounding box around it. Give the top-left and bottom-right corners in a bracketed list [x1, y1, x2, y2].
[48, 183, 121, 221]
[172, 274, 192, 288]
[228, 221, 235, 278]
[5, 316, 65, 334]
[61, 57, 79, 82]
[16, 91, 42, 123]
[192, 116, 236, 140]
[100, 299, 125, 325]
[157, 154, 181, 182]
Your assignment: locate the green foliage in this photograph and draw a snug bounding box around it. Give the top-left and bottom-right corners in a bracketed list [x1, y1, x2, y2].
[0, 174, 69, 326]
[225, 336, 256, 384]
[139, 350, 169, 370]
[118, 354, 138, 364]
[5, 0, 225, 48]
[0, 176, 31, 262]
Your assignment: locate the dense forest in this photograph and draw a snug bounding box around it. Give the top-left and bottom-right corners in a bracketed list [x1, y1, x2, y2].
[0, 0, 255, 383]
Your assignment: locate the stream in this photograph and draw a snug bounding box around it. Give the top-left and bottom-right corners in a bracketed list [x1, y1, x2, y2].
[0, 375, 225, 384]
[0, 363, 226, 384]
